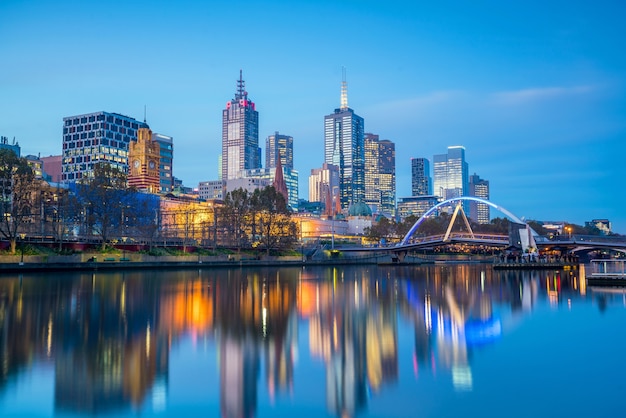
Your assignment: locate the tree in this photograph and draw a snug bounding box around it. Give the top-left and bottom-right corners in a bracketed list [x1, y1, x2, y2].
[219, 188, 251, 252]
[253, 186, 295, 255]
[0, 149, 37, 254]
[75, 163, 130, 250]
[364, 216, 395, 243]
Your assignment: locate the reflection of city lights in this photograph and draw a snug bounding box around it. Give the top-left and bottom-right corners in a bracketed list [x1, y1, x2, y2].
[262, 307, 268, 337]
[452, 365, 472, 391]
[146, 324, 151, 359]
[425, 295, 432, 333]
[47, 314, 53, 357]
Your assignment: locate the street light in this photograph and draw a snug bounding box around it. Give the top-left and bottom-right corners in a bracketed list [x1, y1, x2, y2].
[19, 233, 26, 265]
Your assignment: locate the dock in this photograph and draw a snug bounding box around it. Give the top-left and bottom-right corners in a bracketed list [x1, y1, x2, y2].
[587, 259, 626, 286]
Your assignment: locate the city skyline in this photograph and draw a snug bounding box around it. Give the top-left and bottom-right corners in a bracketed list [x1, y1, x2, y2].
[1, 0, 624, 232]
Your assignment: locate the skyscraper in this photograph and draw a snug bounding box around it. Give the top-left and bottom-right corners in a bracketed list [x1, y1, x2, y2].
[265, 131, 293, 171]
[469, 173, 490, 224]
[433, 146, 469, 213]
[323, 70, 364, 211]
[62, 111, 148, 182]
[433, 146, 468, 200]
[411, 157, 431, 196]
[364, 133, 396, 216]
[222, 70, 260, 180]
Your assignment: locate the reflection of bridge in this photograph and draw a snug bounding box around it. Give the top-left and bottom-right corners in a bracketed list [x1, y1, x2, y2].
[340, 197, 626, 260]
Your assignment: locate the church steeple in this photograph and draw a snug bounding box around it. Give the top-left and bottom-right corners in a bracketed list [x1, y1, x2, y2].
[272, 156, 289, 207]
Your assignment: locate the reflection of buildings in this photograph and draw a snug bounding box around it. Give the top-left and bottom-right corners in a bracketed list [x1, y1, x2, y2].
[306, 270, 399, 416]
[0, 264, 595, 415]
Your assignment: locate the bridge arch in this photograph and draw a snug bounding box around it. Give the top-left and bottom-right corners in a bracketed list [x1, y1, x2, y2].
[399, 197, 532, 246]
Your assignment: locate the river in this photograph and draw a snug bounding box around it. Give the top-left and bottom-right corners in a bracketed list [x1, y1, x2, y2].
[0, 264, 624, 418]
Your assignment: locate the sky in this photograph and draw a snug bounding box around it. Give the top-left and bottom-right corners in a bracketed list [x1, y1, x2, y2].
[1, 0, 625, 233]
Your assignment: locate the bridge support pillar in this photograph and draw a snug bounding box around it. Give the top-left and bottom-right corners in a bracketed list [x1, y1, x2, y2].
[392, 250, 407, 263]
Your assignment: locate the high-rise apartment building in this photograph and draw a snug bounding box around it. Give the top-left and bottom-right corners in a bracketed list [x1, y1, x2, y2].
[222, 70, 260, 180]
[469, 173, 490, 224]
[323, 72, 364, 211]
[411, 157, 432, 196]
[62, 111, 148, 182]
[265, 131, 293, 170]
[128, 127, 161, 193]
[364, 133, 396, 216]
[153, 133, 174, 193]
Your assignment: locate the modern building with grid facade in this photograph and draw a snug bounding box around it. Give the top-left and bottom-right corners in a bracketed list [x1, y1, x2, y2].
[265, 131, 293, 170]
[62, 111, 148, 182]
[411, 157, 432, 196]
[364, 133, 395, 216]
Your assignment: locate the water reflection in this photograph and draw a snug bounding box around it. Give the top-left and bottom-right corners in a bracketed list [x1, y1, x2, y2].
[0, 264, 605, 417]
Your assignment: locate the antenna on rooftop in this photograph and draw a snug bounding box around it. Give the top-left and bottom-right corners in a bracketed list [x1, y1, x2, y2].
[340, 66, 348, 109]
[143, 105, 147, 124]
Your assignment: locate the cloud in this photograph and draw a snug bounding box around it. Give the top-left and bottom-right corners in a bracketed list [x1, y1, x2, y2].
[490, 85, 597, 105]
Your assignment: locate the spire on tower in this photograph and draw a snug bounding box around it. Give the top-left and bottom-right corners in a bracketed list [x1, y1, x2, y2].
[340, 66, 348, 109]
[236, 69, 247, 100]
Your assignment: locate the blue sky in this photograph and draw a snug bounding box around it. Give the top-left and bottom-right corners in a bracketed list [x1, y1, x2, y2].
[1, 0, 625, 233]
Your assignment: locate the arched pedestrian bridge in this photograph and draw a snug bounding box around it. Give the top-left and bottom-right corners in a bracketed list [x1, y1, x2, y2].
[338, 197, 626, 261]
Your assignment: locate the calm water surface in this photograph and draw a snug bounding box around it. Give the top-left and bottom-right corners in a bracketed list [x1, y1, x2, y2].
[0, 264, 624, 418]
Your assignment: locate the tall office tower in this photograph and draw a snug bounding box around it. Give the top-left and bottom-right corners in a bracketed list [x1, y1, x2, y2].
[152, 133, 173, 193]
[411, 157, 432, 196]
[364, 133, 396, 216]
[62, 111, 148, 182]
[323, 70, 365, 211]
[128, 127, 161, 193]
[265, 131, 293, 170]
[433, 146, 468, 200]
[469, 173, 490, 224]
[222, 70, 260, 180]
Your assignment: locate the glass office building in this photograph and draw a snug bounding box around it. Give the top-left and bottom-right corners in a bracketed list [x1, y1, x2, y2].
[62, 111, 148, 182]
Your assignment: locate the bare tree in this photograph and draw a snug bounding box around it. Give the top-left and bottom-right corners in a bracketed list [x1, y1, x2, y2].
[219, 188, 251, 252]
[0, 149, 36, 254]
[75, 163, 129, 250]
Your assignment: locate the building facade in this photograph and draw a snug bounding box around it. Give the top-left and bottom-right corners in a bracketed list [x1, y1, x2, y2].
[62, 111, 148, 182]
[364, 133, 396, 216]
[396, 195, 441, 221]
[411, 157, 431, 196]
[433, 146, 469, 213]
[469, 173, 490, 224]
[221, 71, 260, 181]
[153, 133, 174, 193]
[198, 180, 225, 200]
[265, 131, 293, 170]
[128, 127, 161, 193]
[308, 163, 340, 214]
[0, 136, 20, 157]
[323, 75, 364, 211]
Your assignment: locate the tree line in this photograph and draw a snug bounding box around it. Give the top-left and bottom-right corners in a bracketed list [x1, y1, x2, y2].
[0, 149, 299, 254]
